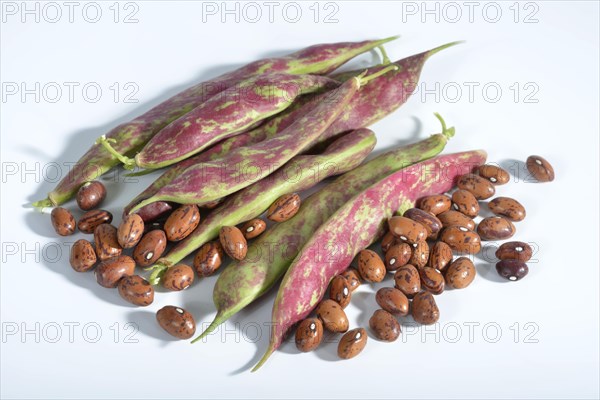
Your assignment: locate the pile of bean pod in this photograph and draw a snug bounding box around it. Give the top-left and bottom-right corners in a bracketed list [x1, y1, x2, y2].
[290, 155, 554, 360]
[36, 36, 556, 370]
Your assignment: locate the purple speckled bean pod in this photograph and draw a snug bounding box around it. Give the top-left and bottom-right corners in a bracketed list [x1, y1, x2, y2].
[124, 42, 460, 218]
[121, 73, 340, 170]
[146, 128, 377, 284]
[253, 149, 487, 371]
[128, 70, 390, 212]
[33, 37, 397, 208]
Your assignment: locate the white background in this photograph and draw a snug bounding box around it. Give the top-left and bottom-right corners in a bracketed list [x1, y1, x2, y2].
[1, 1, 599, 399]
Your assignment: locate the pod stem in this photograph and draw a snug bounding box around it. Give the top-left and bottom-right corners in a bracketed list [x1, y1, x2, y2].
[433, 113, 455, 139]
[146, 263, 169, 285]
[251, 344, 275, 373]
[377, 45, 391, 65]
[31, 198, 54, 212]
[96, 135, 137, 171]
[356, 64, 399, 88]
[191, 312, 226, 344]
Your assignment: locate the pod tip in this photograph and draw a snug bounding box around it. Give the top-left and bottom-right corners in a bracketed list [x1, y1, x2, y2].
[427, 40, 465, 58]
[251, 346, 275, 372]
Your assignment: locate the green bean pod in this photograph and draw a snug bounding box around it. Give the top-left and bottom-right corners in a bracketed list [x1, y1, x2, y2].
[193, 114, 456, 344]
[147, 128, 377, 284]
[32, 36, 397, 208]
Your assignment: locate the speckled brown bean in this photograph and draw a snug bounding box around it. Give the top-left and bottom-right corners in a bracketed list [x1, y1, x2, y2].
[477, 216, 516, 241]
[409, 241, 429, 268]
[76, 181, 106, 211]
[78, 209, 113, 234]
[420, 267, 445, 295]
[95, 255, 135, 288]
[316, 299, 349, 333]
[375, 287, 409, 316]
[266, 193, 301, 222]
[495, 241, 533, 262]
[440, 226, 481, 254]
[329, 275, 351, 308]
[404, 208, 442, 240]
[338, 328, 367, 359]
[357, 249, 386, 282]
[393, 264, 421, 298]
[295, 318, 323, 352]
[132, 229, 167, 267]
[341, 268, 361, 292]
[156, 306, 196, 339]
[428, 241, 453, 272]
[445, 257, 476, 289]
[437, 211, 476, 231]
[193, 241, 224, 277]
[478, 165, 510, 185]
[94, 224, 122, 261]
[526, 155, 555, 182]
[412, 291, 440, 325]
[381, 231, 400, 253]
[164, 204, 201, 242]
[385, 242, 412, 271]
[70, 239, 97, 272]
[117, 275, 154, 306]
[241, 218, 267, 239]
[451, 190, 480, 218]
[369, 309, 400, 342]
[388, 216, 427, 244]
[51, 207, 76, 236]
[219, 226, 247, 260]
[488, 197, 526, 222]
[418, 195, 451, 215]
[117, 213, 144, 248]
[457, 174, 495, 200]
[496, 260, 529, 281]
[162, 264, 195, 291]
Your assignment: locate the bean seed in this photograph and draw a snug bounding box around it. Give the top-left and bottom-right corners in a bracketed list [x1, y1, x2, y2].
[437, 210, 476, 231]
[388, 216, 427, 244]
[94, 224, 122, 261]
[329, 275, 351, 308]
[69, 239, 97, 272]
[194, 241, 224, 277]
[393, 264, 421, 298]
[375, 287, 409, 316]
[457, 174, 495, 200]
[338, 328, 367, 359]
[496, 260, 529, 281]
[316, 299, 349, 333]
[78, 209, 113, 234]
[478, 165, 510, 185]
[526, 155, 555, 182]
[95, 255, 135, 288]
[164, 204, 201, 241]
[117, 213, 144, 248]
[50, 207, 76, 236]
[488, 197, 526, 222]
[295, 318, 323, 352]
[420, 267, 445, 295]
[132, 229, 167, 267]
[385, 242, 412, 271]
[241, 218, 267, 239]
[266, 193, 301, 222]
[445, 257, 476, 289]
[428, 241, 453, 272]
[76, 181, 106, 211]
[341, 268, 361, 292]
[219, 226, 247, 261]
[412, 291, 440, 325]
[451, 189, 480, 218]
[495, 241, 533, 262]
[477, 216, 516, 241]
[357, 249, 386, 282]
[118, 275, 154, 306]
[156, 306, 196, 339]
[418, 195, 451, 215]
[440, 226, 481, 254]
[369, 309, 400, 342]
[162, 264, 195, 291]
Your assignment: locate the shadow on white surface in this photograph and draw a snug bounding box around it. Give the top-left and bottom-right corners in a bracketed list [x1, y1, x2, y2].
[127, 310, 180, 344]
